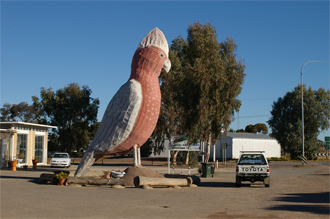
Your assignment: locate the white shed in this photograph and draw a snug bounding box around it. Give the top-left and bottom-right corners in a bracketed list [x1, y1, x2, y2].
[210, 132, 281, 159]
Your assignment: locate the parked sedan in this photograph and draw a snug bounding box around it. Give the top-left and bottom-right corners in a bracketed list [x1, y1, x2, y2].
[50, 153, 71, 168]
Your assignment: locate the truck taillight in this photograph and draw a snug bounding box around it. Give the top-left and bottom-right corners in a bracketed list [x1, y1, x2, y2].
[267, 166, 269, 173]
[236, 166, 239, 175]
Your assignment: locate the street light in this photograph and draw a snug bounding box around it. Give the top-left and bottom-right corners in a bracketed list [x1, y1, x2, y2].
[300, 61, 330, 164]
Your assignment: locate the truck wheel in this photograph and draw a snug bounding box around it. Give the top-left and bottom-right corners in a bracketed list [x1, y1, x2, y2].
[264, 177, 270, 187]
[236, 176, 241, 187]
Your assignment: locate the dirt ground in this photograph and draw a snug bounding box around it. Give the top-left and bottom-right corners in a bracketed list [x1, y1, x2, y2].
[1, 161, 329, 218]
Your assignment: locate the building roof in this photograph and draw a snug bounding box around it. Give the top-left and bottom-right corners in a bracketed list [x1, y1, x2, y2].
[224, 132, 274, 140]
[0, 129, 17, 133]
[0, 122, 57, 129]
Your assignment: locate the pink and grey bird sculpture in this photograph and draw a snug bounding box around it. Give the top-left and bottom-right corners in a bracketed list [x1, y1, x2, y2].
[75, 27, 171, 177]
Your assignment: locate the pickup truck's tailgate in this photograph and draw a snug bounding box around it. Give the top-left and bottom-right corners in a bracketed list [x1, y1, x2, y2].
[237, 165, 269, 175]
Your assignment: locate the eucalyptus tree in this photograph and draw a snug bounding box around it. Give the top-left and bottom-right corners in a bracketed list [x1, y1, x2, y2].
[149, 22, 246, 163]
[268, 85, 330, 159]
[0, 102, 42, 123]
[180, 22, 245, 162]
[32, 83, 100, 155]
[245, 123, 268, 134]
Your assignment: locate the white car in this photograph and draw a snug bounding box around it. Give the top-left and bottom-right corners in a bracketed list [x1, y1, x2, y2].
[50, 153, 71, 168]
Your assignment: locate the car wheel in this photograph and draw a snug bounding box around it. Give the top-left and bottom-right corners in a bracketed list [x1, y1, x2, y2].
[236, 176, 241, 187]
[264, 177, 270, 187]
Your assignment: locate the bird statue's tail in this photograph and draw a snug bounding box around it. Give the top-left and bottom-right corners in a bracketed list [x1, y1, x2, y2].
[74, 150, 98, 177]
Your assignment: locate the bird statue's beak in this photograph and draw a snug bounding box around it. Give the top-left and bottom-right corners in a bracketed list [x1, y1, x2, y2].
[163, 59, 171, 73]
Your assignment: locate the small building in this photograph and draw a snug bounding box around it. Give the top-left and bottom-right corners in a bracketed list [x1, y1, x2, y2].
[210, 132, 281, 159]
[0, 122, 57, 168]
[150, 133, 281, 159]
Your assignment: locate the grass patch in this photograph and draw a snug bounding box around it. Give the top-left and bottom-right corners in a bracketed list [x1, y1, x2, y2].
[268, 156, 289, 161]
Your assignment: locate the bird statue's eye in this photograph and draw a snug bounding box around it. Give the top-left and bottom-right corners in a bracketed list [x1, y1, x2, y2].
[159, 52, 165, 58]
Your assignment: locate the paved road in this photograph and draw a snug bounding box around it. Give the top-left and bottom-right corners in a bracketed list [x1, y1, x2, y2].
[1, 162, 329, 218]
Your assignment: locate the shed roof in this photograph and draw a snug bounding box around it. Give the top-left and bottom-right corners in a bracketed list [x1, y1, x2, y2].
[0, 129, 17, 133]
[224, 132, 274, 140]
[0, 122, 57, 129]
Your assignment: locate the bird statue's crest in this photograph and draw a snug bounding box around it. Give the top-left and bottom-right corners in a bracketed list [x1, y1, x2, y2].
[137, 27, 169, 58]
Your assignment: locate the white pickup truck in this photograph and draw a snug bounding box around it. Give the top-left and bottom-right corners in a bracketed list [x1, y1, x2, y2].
[236, 151, 270, 187]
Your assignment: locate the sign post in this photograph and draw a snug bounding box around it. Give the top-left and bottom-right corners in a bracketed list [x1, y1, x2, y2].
[168, 143, 171, 174]
[171, 136, 200, 151]
[221, 143, 227, 165]
[325, 137, 330, 160]
[168, 135, 201, 174]
[325, 137, 330, 150]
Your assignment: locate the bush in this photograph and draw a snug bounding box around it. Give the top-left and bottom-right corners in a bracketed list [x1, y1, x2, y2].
[268, 156, 288, 161]
[54, 172, 69, 179]
[176, 151, 199, 165]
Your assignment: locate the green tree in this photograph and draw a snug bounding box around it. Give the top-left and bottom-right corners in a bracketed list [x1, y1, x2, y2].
[0, 102, 42, 123]
[147, 22, 246, 163]
[267, 85, 330, 159]
[236, 129, 245, 133]
[245, 124, 256, 133]
[176, 151, 199, 165]
[0, 103, 11, 121]
[245, 123, 268, 134]
[32, 83, 100, 155]
[254, 123, 268, 134]
[185, 23, 245, 162]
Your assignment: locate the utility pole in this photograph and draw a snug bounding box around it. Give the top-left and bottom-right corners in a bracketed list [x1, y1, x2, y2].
[300, 61, 330, 165]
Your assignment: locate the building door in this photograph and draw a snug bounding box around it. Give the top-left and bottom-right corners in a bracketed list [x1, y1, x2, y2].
[1, 139, 10, 168]
[17, 134, 27, 163]
[35, 136, 43, 163]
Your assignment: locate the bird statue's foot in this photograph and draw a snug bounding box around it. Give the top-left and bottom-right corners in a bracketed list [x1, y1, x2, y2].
[75, 150, 97, 177]
[132, 144, 142, 167]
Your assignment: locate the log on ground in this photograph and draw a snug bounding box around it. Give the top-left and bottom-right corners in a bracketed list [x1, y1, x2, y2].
[67, 176, 125, 186]
[40, 173, 55, 183]
[134, 176, 192, 188]
[164, 174, 201, 184]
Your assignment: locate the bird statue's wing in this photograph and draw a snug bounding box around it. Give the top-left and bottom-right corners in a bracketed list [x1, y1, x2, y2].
[74, 79, 142, 177]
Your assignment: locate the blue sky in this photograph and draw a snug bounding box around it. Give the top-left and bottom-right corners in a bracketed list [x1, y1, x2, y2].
[1, 1, 329, 141]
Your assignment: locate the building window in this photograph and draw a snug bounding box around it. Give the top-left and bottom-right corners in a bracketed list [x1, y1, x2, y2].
[17, 134, 27, 163]
[35, 136, 44, 163]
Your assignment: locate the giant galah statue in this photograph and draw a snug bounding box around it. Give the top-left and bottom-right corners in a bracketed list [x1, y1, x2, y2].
[75, 27, 171, 177]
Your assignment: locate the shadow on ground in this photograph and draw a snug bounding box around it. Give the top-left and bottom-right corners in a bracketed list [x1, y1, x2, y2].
[91, 163, 134, 167]
[267, 192, 330, 215]
[1, 167, 72, 174]
[268, 204, 329, 215]
[0, 175, 39, 180]
[197, 181, 236, 188]
[275, 192, 330, 204]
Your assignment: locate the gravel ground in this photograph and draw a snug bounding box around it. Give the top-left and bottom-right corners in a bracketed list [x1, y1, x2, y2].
[1, 161, 329, 218]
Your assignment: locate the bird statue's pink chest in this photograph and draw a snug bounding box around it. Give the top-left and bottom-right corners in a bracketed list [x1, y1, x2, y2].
[108, 47, 164, 154]
[134, 75, 161, 135]
[127, 47, 163, 142]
